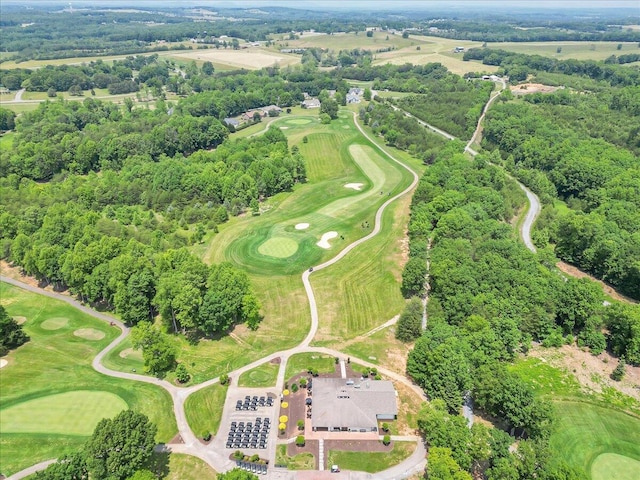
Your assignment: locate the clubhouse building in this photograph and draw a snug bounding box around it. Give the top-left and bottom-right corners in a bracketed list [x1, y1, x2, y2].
[311, 378, 398, 432]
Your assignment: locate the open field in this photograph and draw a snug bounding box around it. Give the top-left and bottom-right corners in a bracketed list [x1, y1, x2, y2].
[0, 282, 177, 476]
[184, 383, 228, 438]
[271, 31, 428, 51]
[239, 361, 279, 388]
[551, 401, 640, 479]
[485, 41, 640, 61]
[170, 47, 300, 70]
[327, 441, 415, 473]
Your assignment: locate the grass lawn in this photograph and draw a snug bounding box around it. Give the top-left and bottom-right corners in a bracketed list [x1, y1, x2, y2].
[270, 31, 426, 52]
[509, 357, 583, 397]
[327, 441, 415, 473]
[184, 383, 228, 438]
[165, 453, 217, 480]
[284, 353, 337, 381]
[0, 282, 177, 476]
[550, 401, 640, 479]
[239, 362, 279, 388]
[276, 444, 315, 470]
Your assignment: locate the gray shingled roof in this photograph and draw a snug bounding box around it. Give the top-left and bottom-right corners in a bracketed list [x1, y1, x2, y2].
[311, 378, 398, 430]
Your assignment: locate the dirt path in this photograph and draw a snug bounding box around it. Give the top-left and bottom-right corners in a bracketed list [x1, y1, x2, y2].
[556, 261, 637, 305]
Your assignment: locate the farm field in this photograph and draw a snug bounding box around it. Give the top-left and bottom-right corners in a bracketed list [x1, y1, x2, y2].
[0, 282, 177, 476]
[485, 40, 640, 61]
[170, 47, 300, 70]
[270, 30, 427, 51]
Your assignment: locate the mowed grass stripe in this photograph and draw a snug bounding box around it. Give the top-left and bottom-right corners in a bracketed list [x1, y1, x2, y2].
[550, 401, 640, 478]
[1, 391, 127, 435]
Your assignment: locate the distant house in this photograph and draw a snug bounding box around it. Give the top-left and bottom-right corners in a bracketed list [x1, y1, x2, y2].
[311, 378, 398, 432]
[261, 105, 282, 116]
[346, 87, 363, 104]
[224, 118, 240, 127]
[241, 109, 266, 122]
[301, 98, 321, 109]
[454, 46, 465, 53]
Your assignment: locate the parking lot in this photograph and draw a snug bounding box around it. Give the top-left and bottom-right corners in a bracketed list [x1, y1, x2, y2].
[210, 386, 280, 473]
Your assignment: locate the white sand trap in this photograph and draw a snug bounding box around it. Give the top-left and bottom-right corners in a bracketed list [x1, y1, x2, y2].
[280, 126, 289, 130]
[317, 231, 338, 249]
[344, 183, 364, 191]
[295, 223, 310, 230]
[14, 316, 27, 325]
[0, 359, 7, 369]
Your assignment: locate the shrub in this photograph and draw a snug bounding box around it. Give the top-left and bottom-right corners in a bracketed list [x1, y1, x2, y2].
[202, 431, 211, 441]
[250, 454, 260, 462]
[299, 378, 307, 387]
[291, 383, 299, 393]
[175, 364, 190, 383]
[296, 435, 305, 447]
[611, 358, 626, 381]
[383, 434, 391, 446]
[297, 420, 305, 431]
[381, 422, 389, 432]
[220, 373, 230, 385]
[233, 450, 244, 460]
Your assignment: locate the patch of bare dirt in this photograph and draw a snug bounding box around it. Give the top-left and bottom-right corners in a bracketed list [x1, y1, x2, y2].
[556, 261, 637, 305]
[529, 344, 640, 401]
[510, 83, 561, 95]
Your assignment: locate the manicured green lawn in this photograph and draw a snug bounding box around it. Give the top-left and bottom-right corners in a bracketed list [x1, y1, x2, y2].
[276, 444, 315, 470]
[0, 282, 177, 476]
[550, 401, 640, 479]
[184, 383, 228, 438]
[327, 441, 415, 473]
[284, 353, 337, 381]
[238, 362, 279, 388]
[165, 453, 217, 479]
[591, 453, 640, 480]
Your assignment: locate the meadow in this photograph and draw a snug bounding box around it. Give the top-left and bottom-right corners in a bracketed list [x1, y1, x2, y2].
[485, 41, 640, 61]
[0, 282, 176, 476]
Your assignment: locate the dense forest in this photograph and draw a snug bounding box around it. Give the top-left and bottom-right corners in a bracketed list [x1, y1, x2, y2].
[477, 53, 640, 301]
[397, 144, 597, 479]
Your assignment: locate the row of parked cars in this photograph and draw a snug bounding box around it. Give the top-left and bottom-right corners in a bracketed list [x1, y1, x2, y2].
[236, 460, 268, 475]
[226, 417, 270, 449]
[236, 395, 274, 411]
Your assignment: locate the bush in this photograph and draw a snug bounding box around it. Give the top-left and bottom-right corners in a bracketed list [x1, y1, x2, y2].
[233, 450, 244, 460]
[250, 454, 260, 462]
[296, 435, 305, 447]
[611, 358, 626, 381]
[175, 363, 190, 383]
[383, 434, 391, 446]
[291, 383, 299, 393]
[220, 373, 230, 385]
[381, 422, 389, 432]
[202, 431, 211, 441]
[297, 420, 305, 431]
[299, 378, 307, 387]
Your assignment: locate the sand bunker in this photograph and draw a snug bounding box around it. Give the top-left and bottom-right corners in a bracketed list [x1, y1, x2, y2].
[295, 223, 310, 230]
[344, 183, 364, 191]
[14, 316, 27, 325]
[73, 328, 106, 340]
[41, 317, 69, 330]
[0, 359, 8, 369]
[317, 231, 338, 249]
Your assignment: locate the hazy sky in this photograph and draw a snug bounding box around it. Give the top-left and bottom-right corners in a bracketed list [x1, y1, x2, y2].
[10, 0, 640, 8]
